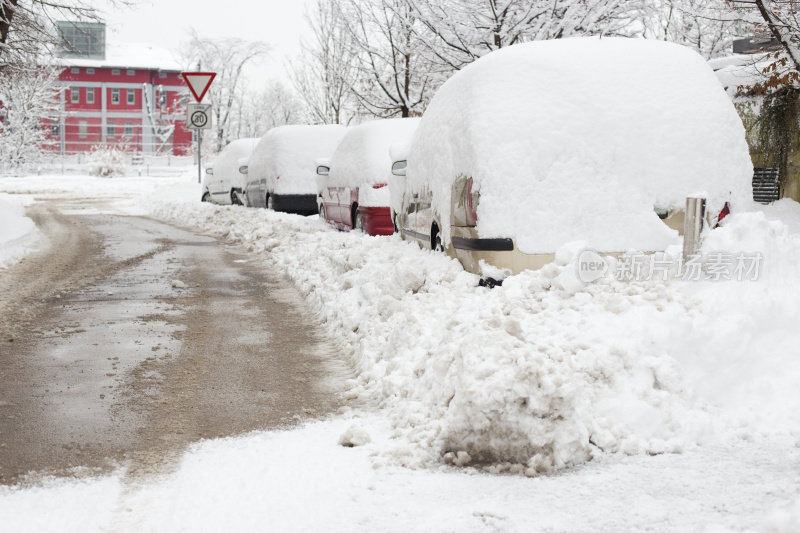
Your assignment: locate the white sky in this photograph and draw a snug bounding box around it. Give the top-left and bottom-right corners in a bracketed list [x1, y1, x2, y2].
[101, 0, 311, 87]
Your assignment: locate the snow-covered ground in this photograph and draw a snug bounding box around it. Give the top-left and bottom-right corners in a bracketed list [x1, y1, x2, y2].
[0, 193, 39, 268]
[1, 173, 800, 532]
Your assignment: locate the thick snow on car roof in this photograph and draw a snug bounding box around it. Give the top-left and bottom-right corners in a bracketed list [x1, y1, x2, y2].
[406, 37, 753, 254]
[211, 138, 259, 189]
[248, 125, 346, 195]
[328, 118, 420, 188]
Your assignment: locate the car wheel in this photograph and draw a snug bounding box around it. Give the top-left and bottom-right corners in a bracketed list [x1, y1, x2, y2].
[432, 227, 444, 252]
[267, 194, 274, 210]
[231, 190, 242, 206]
[354, 210, 364, 233]
[319, 204, 327, 221]
[201, 192, 211, 203]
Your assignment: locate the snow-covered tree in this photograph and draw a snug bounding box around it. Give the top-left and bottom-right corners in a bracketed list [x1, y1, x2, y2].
[634, 0, 742, 59]
[290, 0, 358, 124]
[0, 64, 61, 169]
[181, 31, 269, 152]
[0, 1, 128, 72]
[233, 81, 307, 139]
[407, 0, 641, 71]
[341, 0, 437, 118]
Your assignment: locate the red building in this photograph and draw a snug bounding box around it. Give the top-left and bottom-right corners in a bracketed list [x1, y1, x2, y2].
[48, 22, 192, 156]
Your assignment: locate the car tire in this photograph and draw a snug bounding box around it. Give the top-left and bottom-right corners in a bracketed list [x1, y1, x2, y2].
[201, 192, 211, 203]
[267, 194, 274, 210]
[432, 226, 444, 252]
[319, 204, 326, 221]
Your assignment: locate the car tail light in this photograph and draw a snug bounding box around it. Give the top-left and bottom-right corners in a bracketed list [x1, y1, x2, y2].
[717, 202, 731, 223]
[372, 183, 387, 189]
[465, 178, 479, 227]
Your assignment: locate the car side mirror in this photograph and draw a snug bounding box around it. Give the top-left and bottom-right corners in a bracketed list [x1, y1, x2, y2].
[239, 165, 248, 175]
[316, 165, 330, 176]
[205, 168, 214, 176]
[391, 160, 407, 176]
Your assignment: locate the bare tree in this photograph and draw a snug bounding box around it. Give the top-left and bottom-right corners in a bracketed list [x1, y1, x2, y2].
[407, 0, 641, 71]
[634, 0, 742, 59]
[290, 0, 358, 124]
[181, 30, 269, 152]
[233, 81, 306, 139]
[342, 0, 436, 118]
[0, 0, 127, 71]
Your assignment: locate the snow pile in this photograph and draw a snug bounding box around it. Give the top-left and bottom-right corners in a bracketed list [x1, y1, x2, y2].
[328, 119, 419, 207]
[709, 53, 772, 96]
[406, 37, 753, 253]
[86, 144, 130, 177]
[208, 138, 259, 190]
[248, 125, 346, 195]
[142, 192, 799, 473]
[0, 193, 39, 268]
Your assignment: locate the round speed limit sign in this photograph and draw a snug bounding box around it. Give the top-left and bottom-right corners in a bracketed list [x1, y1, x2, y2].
[191, 109, 208, 128]
[186, 103, 212, 130]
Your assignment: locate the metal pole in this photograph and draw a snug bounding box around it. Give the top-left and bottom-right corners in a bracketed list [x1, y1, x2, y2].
[682, 196, 706, 259]
[197, 130, 202, 184]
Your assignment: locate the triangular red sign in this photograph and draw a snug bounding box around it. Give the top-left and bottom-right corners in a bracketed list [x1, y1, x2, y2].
[181, 72, 216, 103]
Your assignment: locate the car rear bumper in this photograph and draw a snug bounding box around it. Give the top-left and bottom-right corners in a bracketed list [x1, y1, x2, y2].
[359, 206, 394, 236]
[271, 194, 318, 215]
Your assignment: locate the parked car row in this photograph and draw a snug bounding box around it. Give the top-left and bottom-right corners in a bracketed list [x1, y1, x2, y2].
[202, 37, 753, 277]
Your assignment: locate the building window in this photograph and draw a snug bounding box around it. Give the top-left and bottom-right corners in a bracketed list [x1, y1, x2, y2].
[70, 67, 80, 74]
[127, 89, 135, 105]
[78, 120, 88, 139]
[71, 87, 80, 104]
[112, 68, 120, 75]
[111, 88, 120, 104]
[86, 68, 95, 74]
[86, 87, 95, 104]
[107, 122, 115, 137]
[124, 122, 134, 137]
[51, 120, 60, 138]
[158, 72, 167, 79]
[127, 69, 135, 76]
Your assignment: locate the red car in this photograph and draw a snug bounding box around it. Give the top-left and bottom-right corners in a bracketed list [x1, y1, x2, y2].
[316, 118, 420, 236]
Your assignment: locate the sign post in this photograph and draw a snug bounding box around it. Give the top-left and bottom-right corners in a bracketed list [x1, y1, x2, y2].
[181, 71, 216, 184]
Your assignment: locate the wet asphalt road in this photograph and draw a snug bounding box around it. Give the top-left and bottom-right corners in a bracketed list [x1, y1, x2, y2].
[0, 197, 347, 485]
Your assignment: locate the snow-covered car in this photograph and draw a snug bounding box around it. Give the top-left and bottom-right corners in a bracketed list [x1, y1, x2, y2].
[245, 125, 346, 214]
[393, 37, 753, 276]
[317, 118, 420, 235]
[202, 138, 259, 205]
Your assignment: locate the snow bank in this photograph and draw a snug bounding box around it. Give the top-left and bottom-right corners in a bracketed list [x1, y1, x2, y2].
[406, 37, 753, 253]
[248, 125, 346, 195]
[0, 193, 39, 268]
[328, 119, 420, 190]
[209, 138, 258, 190]
[142, 190, 800, 474]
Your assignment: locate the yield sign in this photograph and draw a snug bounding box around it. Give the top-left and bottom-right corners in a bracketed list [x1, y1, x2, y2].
[181, 71, 216, 103]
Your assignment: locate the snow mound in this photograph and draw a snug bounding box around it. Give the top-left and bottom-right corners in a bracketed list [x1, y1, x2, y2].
[406, 37, 753, 253]
[145, 189, 800, 474]
[338, 425, 371, 447]
[209, 138, 259, 191]
[248, 125, 346, 195]
[328, 119, 420, 189]
[0, 193, 39, 268]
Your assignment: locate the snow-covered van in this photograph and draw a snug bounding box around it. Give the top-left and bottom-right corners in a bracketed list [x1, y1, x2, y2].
[245, 125, 346, 214]
[393, 37, 753, 276]
[201, 138, 259, 205]
[317, 118, 420, 235]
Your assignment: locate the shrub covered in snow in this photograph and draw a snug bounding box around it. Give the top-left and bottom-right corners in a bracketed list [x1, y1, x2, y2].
[86, 144, 131, 177]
